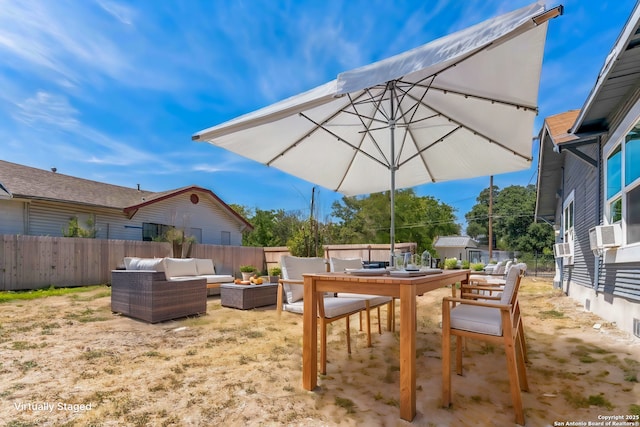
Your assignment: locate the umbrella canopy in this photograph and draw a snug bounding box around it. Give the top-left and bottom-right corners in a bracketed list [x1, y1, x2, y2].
[193, 1, 562, 262]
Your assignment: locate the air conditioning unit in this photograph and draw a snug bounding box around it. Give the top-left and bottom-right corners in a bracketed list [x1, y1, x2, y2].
[589, 224, 622, 250]
[553, 242, 572, 258]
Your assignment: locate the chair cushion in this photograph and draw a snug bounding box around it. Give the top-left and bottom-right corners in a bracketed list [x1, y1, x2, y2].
[450, 304, 502, 336]
[125, 257, 165, 272]
[329, 257, 363, 272]
[284, 297, 366, 318]
[164, 258, 198, 278]
[491, 261, 505, 275]
[338, 293, 392, 307]
[500, 265, 523, 304]
[195, 258, 216, 275]
[281, 256, 327, 303]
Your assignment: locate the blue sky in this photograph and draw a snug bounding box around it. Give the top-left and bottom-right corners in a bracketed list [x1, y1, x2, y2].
[0, 0, 635, 230]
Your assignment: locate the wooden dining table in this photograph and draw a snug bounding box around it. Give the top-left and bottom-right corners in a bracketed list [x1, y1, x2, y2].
[301, 269, 470, 422]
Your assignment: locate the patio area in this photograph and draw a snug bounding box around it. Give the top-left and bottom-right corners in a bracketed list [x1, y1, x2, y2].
[1, 277, 638, 426]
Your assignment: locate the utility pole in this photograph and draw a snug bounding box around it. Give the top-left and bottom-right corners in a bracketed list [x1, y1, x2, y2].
[309, 187, 316, 257]
[488, 175, 493, 261]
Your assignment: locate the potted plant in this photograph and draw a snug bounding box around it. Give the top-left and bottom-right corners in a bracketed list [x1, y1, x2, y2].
[240, 265, 257, 281]
[268, 266, 282, 283]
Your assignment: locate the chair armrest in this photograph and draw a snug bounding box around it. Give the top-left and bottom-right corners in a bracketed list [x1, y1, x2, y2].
[460, 284, 504, 292]
[443, 296, 512, 311]
[279, 278, 303, 285]
[459, 292, 501, 301]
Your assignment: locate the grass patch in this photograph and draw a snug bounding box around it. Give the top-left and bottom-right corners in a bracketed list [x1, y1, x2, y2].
[335, 396, 356, 413]
[539, 310, 565, 319]
[630, 404, 640, 416]
[562, 390, 613, 410]
[0, 286, 103, 303]
[15, 359, 38, 373]
[65, 307, 110, 323]
[623, 358, 639, 382]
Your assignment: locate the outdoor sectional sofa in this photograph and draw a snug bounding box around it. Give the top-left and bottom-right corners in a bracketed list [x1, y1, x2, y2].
[110, 257, 234, 323]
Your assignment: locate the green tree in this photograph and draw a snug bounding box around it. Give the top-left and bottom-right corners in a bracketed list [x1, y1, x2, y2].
[230, 204, 307, 248]
[465, 184, 554, 253]
[493, 185, 537, 250]
[465, 185, 499, 245]
[62, 216, 97, 238]
[330, 189, 459, 254]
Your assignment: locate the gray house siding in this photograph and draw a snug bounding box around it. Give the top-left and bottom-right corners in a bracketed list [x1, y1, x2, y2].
[0, 200, 25, 235]
[18, 196, 244, 245]
[598, 263, 640, 301]
[561, 143, 599, 289]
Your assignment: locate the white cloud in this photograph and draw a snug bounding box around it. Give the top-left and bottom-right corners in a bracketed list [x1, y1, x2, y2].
[13, 92, 79, 128]
[96, 0, 136, 25]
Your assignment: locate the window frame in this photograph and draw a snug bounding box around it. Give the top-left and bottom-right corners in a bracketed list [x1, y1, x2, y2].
[562, 190, 575, 265]
[602, 113, 640, 262]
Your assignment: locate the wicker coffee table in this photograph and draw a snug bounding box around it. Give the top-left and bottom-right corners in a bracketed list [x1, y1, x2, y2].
[220, 283, 278, 310]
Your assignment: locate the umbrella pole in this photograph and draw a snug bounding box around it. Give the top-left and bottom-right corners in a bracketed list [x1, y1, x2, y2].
[389, 122, 396, 267]
[389, 81, 397, 267]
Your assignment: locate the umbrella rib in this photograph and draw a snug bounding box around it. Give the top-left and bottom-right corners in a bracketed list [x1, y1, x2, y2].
[400, 89, 533, 161]
[295, 111, 390, 169]
[332, 87, 394, 192]
[264, 89, 377, 165]
[398, 125, 462, 170]
[411, 83, 538, 112]
[399, 75, 438, 180]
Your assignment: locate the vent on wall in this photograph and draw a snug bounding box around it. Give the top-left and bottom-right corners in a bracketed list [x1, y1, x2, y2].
[634, 318, 640, 339]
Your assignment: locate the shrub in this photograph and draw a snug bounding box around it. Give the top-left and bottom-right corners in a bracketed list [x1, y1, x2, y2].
[444, 258, 459, 270]
[470, 262, 485, 271]
[268, 266, 282, 277]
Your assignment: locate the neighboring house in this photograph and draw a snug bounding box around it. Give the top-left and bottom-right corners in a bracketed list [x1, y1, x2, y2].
[535, 4, 640, 338]
[433, 236, 479, 263]
[0, 160, 253, 245]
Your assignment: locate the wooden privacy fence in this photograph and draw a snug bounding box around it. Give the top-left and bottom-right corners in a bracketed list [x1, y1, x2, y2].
[0, 235, 265, 291]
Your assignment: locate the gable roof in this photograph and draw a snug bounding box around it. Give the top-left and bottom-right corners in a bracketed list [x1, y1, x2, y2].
[433, 236, 478, 249]
[0, 159, 252, 230]
[535, 110, 580, 222]
[536, 3, 640, 224]
[545, 110, 580, 145]
[571, 1, 640, 135]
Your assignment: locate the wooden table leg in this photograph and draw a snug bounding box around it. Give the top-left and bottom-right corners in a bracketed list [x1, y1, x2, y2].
[302, 275, 317, 391]
[399, 285, 416, 421]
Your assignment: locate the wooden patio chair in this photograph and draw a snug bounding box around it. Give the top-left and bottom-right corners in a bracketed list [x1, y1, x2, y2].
[277, 255, 366, 374]
[442, 265, 528, 425]
[329, 257, 393, 347]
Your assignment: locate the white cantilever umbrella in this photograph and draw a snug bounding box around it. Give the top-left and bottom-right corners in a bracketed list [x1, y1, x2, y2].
[193, 2, 562, 264]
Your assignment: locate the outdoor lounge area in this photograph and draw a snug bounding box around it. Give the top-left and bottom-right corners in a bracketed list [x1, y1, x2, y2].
[1, 276, 638, 425]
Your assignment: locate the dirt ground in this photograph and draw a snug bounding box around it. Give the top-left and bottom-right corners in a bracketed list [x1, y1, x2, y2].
[1, 277, 639, 427]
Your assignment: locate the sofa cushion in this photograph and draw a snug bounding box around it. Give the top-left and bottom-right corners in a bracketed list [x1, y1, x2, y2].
[164, 258, 198, 278]
[192, 274, 234, 284]
[196, 258, 216, 275]
[125, 257, 165, 272]
[124, 257, 139, 269]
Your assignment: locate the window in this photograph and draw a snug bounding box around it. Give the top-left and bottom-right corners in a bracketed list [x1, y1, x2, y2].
[606, 120, 640, 246]
[187, 228, 202, 243]
[221, 231, 231, 245]
[562, 192, 575, 265]
[142, 223, 170, 241]
[628, 186, 640, 243]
